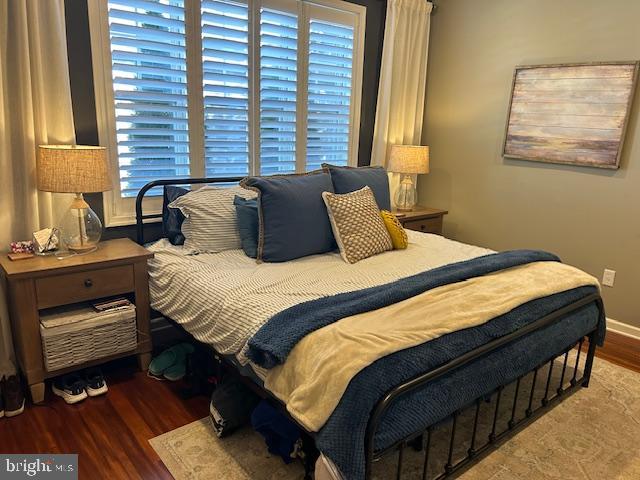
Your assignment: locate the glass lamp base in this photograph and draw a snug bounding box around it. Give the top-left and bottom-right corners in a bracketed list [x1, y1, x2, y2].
[59, 193, 103, 252]
[394, 175, 417, 211]
[68, 243, 99, 253]
[34, 249, 60, 256]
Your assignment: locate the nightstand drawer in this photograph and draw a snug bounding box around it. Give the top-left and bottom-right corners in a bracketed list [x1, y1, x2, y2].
[403, 217, 443, 235]
[35, 265, 135, 309]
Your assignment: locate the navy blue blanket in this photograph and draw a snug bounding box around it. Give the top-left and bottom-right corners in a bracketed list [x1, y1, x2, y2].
[245, 250, 605, 479]
[248, 250, 560, 368]
[316, 286, 603, 479]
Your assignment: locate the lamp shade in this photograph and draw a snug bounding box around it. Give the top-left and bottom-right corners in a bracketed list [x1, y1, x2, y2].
[387, 145, 430, 174]
[37, 145, 112, 193]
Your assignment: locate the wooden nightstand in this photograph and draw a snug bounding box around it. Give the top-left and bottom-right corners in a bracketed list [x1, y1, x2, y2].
[394, 206, 448, 235]
[0, 238, 154, 403]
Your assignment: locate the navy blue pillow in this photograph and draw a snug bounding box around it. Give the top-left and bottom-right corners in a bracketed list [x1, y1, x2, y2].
[322, 164, 391, 210]
[234, 196, 259, 259]
[241, 173, 335, 262]
[163, 186, 189, 245]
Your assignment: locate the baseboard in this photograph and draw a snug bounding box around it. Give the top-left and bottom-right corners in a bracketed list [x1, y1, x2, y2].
[607, 317, 640, 340]
[596, 317, 640, 373]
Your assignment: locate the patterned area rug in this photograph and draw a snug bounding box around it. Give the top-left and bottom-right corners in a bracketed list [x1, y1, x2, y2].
[150, 356, 640, 479]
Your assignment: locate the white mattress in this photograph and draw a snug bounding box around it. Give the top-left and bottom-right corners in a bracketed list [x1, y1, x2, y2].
[147, 231, 493, 365]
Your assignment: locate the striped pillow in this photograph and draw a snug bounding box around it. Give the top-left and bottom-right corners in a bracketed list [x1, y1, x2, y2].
[168, 186, 256, 254]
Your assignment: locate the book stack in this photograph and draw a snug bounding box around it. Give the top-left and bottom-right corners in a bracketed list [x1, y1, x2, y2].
[93, 297, 133, 312]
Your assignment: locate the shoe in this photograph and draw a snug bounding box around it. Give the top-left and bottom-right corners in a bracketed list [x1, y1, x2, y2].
[52, 374, 87, 404]
[83, 368, 108, 397]
[3, 375, 25, 417]
[162, 343, 195, 381]
[148, 343, 194, 381]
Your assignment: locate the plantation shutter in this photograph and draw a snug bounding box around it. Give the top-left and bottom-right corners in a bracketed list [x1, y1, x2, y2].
[306, 17, 355, 171]
[201, 0, 251, 177]
[93, 0, 363, 219]
[107, 0, 190, 197]
[259, 7, 298, 175]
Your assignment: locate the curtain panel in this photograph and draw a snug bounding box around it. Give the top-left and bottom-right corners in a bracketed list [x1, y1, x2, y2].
[0, 0, 76, 374]
[370, 0, 432, 202]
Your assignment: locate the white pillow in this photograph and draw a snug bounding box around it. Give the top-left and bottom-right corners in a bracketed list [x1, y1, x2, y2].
[168, 186, 256, 253]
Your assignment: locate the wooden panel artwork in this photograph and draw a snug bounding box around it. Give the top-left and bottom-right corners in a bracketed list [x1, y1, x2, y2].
[503, 62, 639, 169]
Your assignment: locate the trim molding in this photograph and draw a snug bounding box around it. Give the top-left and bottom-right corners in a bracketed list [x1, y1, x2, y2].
[607, 317, 640, 340]
[594, 317, 640, 373]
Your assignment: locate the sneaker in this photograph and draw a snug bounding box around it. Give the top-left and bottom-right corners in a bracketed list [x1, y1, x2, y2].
[83, 368, 108, 397]
[3, 375, 25, 417]
[52, 374, 87, 404]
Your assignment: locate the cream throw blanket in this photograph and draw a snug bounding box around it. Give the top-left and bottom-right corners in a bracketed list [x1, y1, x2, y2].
[264, 261, 599, 431]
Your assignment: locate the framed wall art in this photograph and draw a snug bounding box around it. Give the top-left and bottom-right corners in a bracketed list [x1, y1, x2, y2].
[503, 61, 639, 169]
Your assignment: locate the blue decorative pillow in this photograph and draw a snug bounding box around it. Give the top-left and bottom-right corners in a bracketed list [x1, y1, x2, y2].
[322, 164, 391, 210]
[163, 186, 189, 245]
[234, 196, 259, 259]
[240, 173, 336, 262]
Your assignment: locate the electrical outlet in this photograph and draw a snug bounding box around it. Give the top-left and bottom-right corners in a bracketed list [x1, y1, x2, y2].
[602, 269, 616, 287]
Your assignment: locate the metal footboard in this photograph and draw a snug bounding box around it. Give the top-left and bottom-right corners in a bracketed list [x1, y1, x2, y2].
[364, 293, 603, 479]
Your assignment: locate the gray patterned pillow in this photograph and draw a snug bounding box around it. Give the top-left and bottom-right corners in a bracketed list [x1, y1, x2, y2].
[322, 186, 393, 264]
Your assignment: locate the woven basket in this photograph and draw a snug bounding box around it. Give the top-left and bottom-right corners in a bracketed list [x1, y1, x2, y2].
[40, 304, 137, 372]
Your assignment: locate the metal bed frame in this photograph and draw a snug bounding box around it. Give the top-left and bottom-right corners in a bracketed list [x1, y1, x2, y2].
[136, 177, 603, 480]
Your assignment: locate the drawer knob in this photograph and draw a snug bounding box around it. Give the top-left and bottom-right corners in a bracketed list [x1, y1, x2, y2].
[84, 279, 93, 288]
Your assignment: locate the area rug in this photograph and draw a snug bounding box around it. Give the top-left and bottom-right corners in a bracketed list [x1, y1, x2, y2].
[150, 356, 640, 479]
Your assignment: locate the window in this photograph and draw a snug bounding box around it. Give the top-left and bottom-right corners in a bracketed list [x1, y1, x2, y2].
[106, 0, 191, 198]
[202, 0, 250, 177]
[259, 7, 298, 175]
[89, 0, 365, 226]
[306, 18, 354, 171]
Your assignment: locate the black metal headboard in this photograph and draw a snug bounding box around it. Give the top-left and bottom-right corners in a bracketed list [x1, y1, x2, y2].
[135, 176, 244, 245]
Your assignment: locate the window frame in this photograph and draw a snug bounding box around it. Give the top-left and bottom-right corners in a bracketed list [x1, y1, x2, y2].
[88, 0, 365, 227]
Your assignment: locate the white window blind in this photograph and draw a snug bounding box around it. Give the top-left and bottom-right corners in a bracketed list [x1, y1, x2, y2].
[306, 19, 353, 171]
[107, 0, 190, 198]
[201, 0, 250, 177]
[259, 7, 298, 175]
[92, 0, 365, 225]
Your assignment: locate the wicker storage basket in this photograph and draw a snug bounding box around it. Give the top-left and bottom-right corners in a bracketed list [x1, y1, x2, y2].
[40, 304, 137, 372]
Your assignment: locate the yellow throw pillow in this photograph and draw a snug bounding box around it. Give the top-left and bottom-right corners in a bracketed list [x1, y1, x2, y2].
[380, 210, 408, 249]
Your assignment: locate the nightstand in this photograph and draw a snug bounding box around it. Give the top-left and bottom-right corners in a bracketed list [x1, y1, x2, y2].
[0, 238, 154, 403]
[394, 206, 448, 235]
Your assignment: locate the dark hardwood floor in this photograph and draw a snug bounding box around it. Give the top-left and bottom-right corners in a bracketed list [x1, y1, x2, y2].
[596, 330, 640, 373]
[1, 331, 638, 479]
[0, 358, 209, 479]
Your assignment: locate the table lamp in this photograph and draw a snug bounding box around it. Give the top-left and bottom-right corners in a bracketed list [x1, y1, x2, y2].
[387, 145, 430, 211]
[37, 145, 112, 252]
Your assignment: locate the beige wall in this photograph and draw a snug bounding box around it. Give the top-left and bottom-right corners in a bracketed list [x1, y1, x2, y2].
[419, 0, 640, 328]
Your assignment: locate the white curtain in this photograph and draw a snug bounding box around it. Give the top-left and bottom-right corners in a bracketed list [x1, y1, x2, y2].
[370, 0, 432, 204]
[0, 0, 76, 375]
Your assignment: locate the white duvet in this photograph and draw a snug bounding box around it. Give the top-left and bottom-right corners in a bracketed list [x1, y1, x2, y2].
[147, 231, 493, 365]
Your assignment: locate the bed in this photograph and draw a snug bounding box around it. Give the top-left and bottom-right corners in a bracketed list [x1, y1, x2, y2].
[136, 177, 605, 480]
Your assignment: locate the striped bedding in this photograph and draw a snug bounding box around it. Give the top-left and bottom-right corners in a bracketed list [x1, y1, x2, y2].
[146, 231, 493, 366]
[168, 186, 256, 254]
